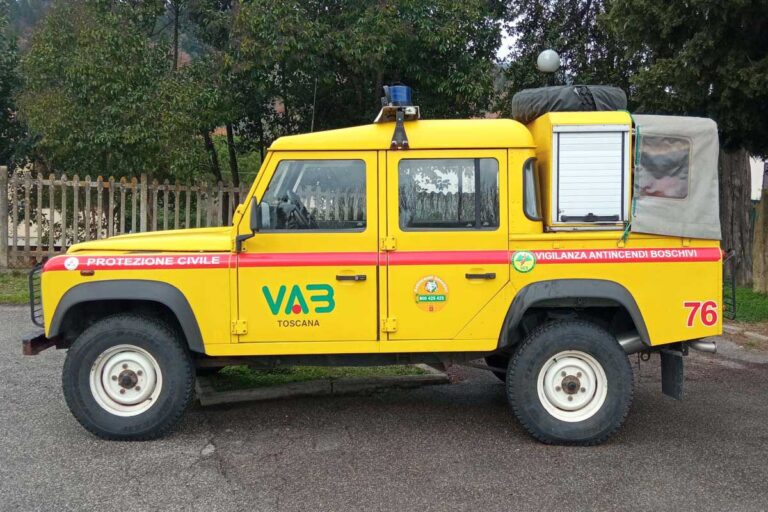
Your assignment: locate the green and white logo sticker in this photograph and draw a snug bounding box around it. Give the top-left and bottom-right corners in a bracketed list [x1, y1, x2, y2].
[414, 276, 448, 312]
[511, 251, 536, 273]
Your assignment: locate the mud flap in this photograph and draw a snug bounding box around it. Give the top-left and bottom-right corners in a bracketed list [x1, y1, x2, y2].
[660, 349, 684, 400]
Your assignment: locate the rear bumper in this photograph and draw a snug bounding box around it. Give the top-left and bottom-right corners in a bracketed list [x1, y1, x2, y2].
[22, 331, 62, 356]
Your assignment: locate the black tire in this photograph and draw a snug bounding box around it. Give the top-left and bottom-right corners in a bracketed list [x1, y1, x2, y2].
[484, 354, 510, 382]
[507, 320, 633, 445]
[62, 313, 195, 441]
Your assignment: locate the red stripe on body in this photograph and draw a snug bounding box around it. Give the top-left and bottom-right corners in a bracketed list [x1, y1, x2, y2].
[237, 252, 379, 267]
[387, 250, 510, 265]
[42, 247, 722, 272]
[43, 253, 231, 272]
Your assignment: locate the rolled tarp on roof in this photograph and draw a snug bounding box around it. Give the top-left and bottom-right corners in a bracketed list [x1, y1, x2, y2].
[630, 115, 721, 240]
[510, 85, 627, 125]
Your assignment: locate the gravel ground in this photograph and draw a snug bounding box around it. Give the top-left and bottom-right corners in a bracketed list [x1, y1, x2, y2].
[1, 304, 767, 512]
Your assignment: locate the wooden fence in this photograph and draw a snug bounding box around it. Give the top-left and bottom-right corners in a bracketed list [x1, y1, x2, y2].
[0, 166, 249, 267]
[1, 165, 496, 268]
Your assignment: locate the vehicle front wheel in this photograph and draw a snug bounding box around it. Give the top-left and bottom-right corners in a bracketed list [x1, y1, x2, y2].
[62, 313, 195, 440]
[507, 320, 634, 445]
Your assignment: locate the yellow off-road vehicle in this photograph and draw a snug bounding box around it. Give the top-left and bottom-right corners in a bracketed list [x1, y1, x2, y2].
[24, 85, 725, 445]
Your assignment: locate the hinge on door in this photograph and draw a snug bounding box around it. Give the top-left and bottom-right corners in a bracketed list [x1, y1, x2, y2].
[380, 236, 397, 251]
[381, 317, 398, 333]
[231, 320, 248, 335]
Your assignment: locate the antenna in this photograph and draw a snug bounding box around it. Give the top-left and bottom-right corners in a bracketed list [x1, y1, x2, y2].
[310, 77, 318, 132]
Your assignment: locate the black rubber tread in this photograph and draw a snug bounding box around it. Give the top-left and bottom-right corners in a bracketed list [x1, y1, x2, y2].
[62, 313, 195, 441]
[484, 354, 510, 383]
[506, 319, 634, 446]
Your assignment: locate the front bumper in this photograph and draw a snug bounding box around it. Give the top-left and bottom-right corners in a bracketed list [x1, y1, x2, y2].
[22, 331, 62, 356]
[28, 264, 43, 328]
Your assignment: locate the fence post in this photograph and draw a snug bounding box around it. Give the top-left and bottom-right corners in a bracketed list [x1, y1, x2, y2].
[139, 173, 148, 232]
[0, 166, 8, 269]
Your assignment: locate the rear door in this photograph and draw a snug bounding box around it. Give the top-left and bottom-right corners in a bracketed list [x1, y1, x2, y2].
[383, 150, 510, 342]
[237, 151, 379, 343]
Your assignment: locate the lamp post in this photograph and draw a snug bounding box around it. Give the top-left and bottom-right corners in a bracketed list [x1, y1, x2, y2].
[537, 49, 561, 86]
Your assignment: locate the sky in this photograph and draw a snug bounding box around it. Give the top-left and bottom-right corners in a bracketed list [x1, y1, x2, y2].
[751, 158, 766, 200]
[497, 28, 515, 61]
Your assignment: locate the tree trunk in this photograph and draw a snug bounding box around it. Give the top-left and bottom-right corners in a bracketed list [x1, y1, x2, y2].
[223, 124, 240, 220]
[171, 1, 180, 71]
[201, 130, 223, 182]
[719, 147, 753, 285]
[225, 124, 240, 187]
[753, 189, 767, 293]
[752, 163, 768, 293]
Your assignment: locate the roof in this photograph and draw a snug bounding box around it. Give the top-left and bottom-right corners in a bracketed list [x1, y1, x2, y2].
[269, 119, 535, 151]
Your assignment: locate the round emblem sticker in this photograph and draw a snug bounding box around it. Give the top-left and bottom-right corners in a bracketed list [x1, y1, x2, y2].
[414, 276, 448, 312]
[511, 251, 536, 273]
[63, 256, 79, 271]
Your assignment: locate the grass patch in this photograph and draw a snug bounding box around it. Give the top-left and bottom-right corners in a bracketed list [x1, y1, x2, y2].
[0, 271, 29, 305]
[733, 286, 768, 323]
[207, 365, 427, 392]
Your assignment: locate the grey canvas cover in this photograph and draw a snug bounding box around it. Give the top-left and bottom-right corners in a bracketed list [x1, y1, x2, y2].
[630, 115, 721, 240]
[510, 85, 627, 125]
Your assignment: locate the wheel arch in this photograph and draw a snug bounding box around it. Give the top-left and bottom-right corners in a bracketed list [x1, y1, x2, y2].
[497, 279, 651, 350]
[49, 280, 205, 353]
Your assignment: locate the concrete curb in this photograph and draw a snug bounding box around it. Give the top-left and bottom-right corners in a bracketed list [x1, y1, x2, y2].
[723, 322, 768, 342]
[705, 336, 768, 365]
[196, 369, 450, 407]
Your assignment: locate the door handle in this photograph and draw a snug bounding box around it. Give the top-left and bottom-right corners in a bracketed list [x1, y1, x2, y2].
[336, 274, 367, 282]
[465, 272, 496, 280]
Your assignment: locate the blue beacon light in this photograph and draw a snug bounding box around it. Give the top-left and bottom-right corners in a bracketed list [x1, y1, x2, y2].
[386, 85, 413, 107]
[377, 84, 419, 150]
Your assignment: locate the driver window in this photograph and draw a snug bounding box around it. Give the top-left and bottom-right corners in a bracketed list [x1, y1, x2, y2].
[259, 160, 366, 231]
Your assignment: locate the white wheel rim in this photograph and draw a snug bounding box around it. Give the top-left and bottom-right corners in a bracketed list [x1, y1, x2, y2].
[89, 344, 163, 417]
[536, 350, 608, 423]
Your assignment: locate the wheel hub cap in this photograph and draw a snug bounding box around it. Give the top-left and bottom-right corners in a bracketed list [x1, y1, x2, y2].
[537, 350, 608, 423]
[118, 370, 139, 389]
[561, 375, 580, 395]
[90, 345, 163, 417]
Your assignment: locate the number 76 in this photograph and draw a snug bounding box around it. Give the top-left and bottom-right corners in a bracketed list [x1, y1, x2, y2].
[683, 301, 718, 327]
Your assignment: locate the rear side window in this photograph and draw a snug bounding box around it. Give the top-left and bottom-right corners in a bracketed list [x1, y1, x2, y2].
[636, 135, 690, 199]
[259, 160, 366, 231]
[398, 158, 499, 230]
[523, 158, 542, 220]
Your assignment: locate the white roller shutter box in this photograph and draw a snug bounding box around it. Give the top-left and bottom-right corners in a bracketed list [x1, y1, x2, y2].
[551, 125, 630, 228]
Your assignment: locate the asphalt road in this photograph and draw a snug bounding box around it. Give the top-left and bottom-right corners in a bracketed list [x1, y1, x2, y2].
[1, 304, 767, 512]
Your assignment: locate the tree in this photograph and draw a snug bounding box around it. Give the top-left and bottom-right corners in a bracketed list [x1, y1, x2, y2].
[607, 0, 768, 285]
[0, 0, 22, 166]
[17, 0, 209, 179]
[185, 0, 248, 184]
[232, 0, 505, 140]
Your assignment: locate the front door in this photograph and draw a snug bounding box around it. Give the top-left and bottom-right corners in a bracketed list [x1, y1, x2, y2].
[383, 150, 510, 341]
[237, 151, 379, 343]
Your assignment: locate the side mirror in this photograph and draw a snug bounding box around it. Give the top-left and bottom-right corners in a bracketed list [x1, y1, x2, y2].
[236, 201, 260, 252]
[250, 200, 260, 233]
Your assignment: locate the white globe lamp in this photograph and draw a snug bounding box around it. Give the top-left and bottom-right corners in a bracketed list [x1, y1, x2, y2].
[536, 49, 561, 73]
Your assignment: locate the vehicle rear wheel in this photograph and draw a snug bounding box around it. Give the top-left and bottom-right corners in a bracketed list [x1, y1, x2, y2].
[507, 320, 633, 445]
[62, 313, 195, 440]
[484, 354, 510, 382]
